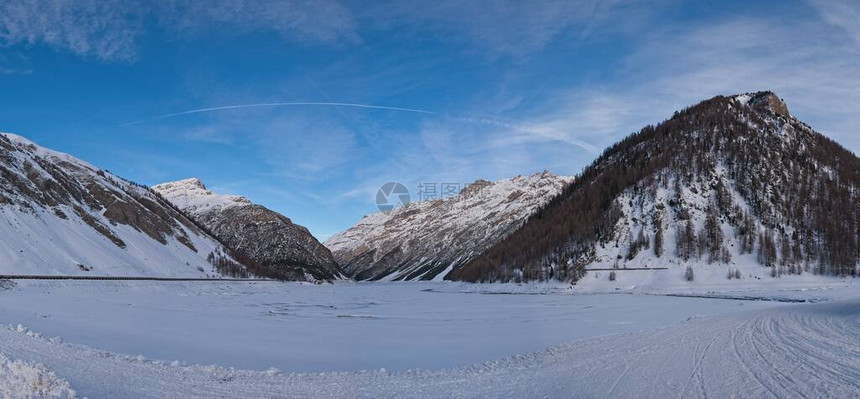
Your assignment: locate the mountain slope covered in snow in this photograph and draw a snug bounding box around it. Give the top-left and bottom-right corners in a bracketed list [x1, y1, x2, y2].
[325, 172, 572, 281]
[0, 133, 241, 277]
[153, 178, 343, 281]
[454, 92, 860, 283]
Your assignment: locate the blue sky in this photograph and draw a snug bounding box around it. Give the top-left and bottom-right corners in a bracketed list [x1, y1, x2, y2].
[0, 0, 858, 240]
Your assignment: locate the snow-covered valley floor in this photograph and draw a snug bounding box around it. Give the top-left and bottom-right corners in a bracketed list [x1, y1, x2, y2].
[0, 280, 858, 398]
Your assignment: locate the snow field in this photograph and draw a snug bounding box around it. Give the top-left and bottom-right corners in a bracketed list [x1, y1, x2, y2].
[0, 280, 857, 397]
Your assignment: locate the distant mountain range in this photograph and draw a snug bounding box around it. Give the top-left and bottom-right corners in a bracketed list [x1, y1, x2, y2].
[325, 172, 572, 281]
[0, 133, 340, 281]
[2, 91, 857, 284]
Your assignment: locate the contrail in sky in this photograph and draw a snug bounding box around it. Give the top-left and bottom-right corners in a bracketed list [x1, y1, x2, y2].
[120, 102, 440, 127]
[120, 101, 598, 153]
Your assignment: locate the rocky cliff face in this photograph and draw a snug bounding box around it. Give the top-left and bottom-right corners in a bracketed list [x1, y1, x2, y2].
[0, 133, 237, 277]
[741, 91, 790, 117]
[454, 91, 860, 282]
[325, 172, 573, 281]
[153, 178, 343, 282]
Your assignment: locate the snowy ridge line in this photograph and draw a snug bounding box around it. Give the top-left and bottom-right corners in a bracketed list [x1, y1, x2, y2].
[0, 275, 276, 281]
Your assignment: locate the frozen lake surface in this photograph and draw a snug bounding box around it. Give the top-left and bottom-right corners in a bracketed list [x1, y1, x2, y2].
[0, 281, 793, 373]
[0, 280, 858, 398]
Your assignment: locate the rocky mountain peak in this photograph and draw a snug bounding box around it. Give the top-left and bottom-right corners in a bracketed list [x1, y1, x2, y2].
[154, 178, 343, 282]
[182, 178, 207, 190]
[152, 178, 250, 214]
[325, 172, 573, 281]
[154, 178, 209, 192]
[736, 91, 790, 117]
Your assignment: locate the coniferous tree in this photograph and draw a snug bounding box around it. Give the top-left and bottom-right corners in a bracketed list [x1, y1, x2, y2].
[780, 235, 792, 267]
[758, 230, 777, 268]
[676, 220, 696, 261]
[703, 204, 725, 263]
[685, 266, 694, 282]
[654, 223, 664, 257]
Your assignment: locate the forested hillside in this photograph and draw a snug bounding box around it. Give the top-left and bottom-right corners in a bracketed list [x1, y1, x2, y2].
[451, 92, 860, 282]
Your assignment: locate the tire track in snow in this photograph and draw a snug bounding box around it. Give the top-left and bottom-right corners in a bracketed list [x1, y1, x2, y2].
[747, 314, 797, 398]
[680, 335, 717, 399]
[730, 321, 779, 399]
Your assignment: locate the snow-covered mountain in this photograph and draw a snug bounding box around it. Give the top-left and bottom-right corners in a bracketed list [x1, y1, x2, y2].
[453, 92, 860, 283]
[325, 172, 573, 281]
[0, 133, 241, 277]
[153, 178, 343, 282]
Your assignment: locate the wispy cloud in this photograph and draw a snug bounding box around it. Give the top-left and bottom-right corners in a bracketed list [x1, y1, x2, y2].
[0, 0, 666, 63]
[155, 0, 359, 45]
[0, 67, 30, 75]
[255, 115, 359, 179]
[362, 0, 667, 58]
[808, 0, 860, 45]
[0, 52, 33, 74]
[0, 0, 358, 62]
[0, 0, 142, 62]
[514, 6, 860, 155]
[149, 110, 361, 182]
[627, 13, 860, 150]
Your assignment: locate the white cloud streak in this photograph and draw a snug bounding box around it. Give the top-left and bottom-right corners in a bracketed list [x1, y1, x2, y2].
[155, 0, 359, 44]
[809, 0, 860, 45]
[0, 0, 143, 61]
[0, 0, 667, 62]
[0, 0, 358, 62]
[519, 5, 860, 156]
[361, 0, 667, 57]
